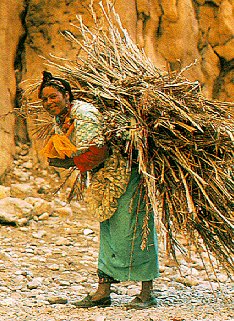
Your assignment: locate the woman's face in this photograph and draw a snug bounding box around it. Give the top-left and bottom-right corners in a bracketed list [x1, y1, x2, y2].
[41, 86, 69, 116]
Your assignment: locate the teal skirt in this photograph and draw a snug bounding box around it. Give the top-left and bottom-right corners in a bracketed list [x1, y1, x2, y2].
[98, 167, 159, 281]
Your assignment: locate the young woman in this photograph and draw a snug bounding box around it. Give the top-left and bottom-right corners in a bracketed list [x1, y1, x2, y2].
[38, 71, 159, 309]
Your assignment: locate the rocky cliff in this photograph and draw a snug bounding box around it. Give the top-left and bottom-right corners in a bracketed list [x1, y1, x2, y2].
[0, 1, 24, 177]
[0, 0, 233, 176]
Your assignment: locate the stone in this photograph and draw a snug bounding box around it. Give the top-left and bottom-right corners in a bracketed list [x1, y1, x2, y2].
[21, 160, 33, 169]
[12, 170, 31, 182]
[0, 197, 33, 224]
[32, 230, 47, 239]
[27, 278, 43, 290]
[159, 265, 166, 273]
[175, 276, 199, 287]
[47, 264, 60, 271]
[17, 218, 29, 226]
[83, 228, 94, 236]
[34, 177, 46, 185]
[0, 211, 18, 224]
[47, 296, 68, 304]
[38, 212, 50, 220]
[54, 237, 71, 246]
[10, 183, 35, 198]
[92, 236, 99, 243]
[53, 206, 73, 218]
[1, 298, 17, 306]
[214, 38, 234, 61]
[95, 316, 106, 321]
[25, 197, 54, 216]
[0, 186, 11, 199]
[58, 280, 70, 286]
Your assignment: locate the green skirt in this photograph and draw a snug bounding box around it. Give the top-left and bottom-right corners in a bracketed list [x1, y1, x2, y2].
[98, 167, 159, 281]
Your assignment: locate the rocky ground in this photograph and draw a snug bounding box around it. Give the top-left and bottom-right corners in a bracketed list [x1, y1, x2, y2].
[0, 143, 233, 321]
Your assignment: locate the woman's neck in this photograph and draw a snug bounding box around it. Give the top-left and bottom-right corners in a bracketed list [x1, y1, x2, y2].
[55, 103, 71, 124]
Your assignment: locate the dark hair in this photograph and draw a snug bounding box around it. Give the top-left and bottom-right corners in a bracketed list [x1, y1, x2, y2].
[38, 71, 74, 102]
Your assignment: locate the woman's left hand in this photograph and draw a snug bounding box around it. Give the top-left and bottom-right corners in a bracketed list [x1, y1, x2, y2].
[48, 158, 75, 169]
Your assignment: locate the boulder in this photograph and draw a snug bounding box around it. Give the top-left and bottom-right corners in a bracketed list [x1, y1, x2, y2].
[10, 183, 36, 198]
[25, 197, 54, 216]
[0, 197, 33, 225]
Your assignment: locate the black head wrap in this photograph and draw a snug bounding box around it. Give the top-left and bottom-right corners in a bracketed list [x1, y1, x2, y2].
[38, 71, 74, 102]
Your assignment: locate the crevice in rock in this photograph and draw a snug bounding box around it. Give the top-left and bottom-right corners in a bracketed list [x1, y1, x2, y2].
[14, 1, 30, 103]
[156, 15, 163, 38]
[212, 57, 234, 100]
[156, 1, 163, 38]
[204, 1, 219, 8]
[14, 0, 31, 144]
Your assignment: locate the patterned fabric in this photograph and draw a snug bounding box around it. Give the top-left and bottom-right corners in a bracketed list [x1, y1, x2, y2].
[84, 149, 130, 222]
[54, 100, 105, 155]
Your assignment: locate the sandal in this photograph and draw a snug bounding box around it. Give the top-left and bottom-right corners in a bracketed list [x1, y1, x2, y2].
[72, 294, 111, 308]
[125, 295, 158, 310]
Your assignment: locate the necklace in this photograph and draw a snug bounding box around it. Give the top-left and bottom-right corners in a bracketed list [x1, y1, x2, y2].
[55, 104, 73, 134]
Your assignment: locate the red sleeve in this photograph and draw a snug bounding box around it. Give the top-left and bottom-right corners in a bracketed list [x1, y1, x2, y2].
[73, 144, 109, 173]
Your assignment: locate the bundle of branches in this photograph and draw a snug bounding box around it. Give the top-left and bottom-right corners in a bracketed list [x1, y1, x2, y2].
[40, 1, 233, 274]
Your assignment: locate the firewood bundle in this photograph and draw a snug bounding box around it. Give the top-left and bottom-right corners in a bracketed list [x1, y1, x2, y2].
[31, 1, 233, 274]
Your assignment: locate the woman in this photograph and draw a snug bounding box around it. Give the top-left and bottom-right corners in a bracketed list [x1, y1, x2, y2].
[38, 71, 159, 309]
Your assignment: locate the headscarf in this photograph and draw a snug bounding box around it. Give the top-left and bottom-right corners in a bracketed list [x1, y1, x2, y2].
[38, 71, 74, 102]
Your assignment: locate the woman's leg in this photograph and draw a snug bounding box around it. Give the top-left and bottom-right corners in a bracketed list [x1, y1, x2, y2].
[139, 280, 153, 301]
[73, 274, 112, 307]
[90, 281, 111, 301]
[89, 269, 120, 300]
[73, 270, 118, 307]
[124, 280, 157, 308]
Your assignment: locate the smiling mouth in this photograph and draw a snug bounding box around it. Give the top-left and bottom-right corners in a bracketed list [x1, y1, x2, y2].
[45, 107, 57, 115]
[48, 106, 58, 112]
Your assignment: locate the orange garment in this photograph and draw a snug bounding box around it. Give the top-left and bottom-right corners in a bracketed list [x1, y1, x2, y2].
[40, 134, 77, 159]
[40, 120, 108, 172]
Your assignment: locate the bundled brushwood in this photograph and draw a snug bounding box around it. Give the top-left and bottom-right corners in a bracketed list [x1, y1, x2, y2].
[30, 1, 233, 274]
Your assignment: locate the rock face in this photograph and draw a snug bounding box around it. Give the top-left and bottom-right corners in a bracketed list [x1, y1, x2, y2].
[0, 1, 24, 176]
[0, 0, 233, 176]
[22, 0, 233, 100]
